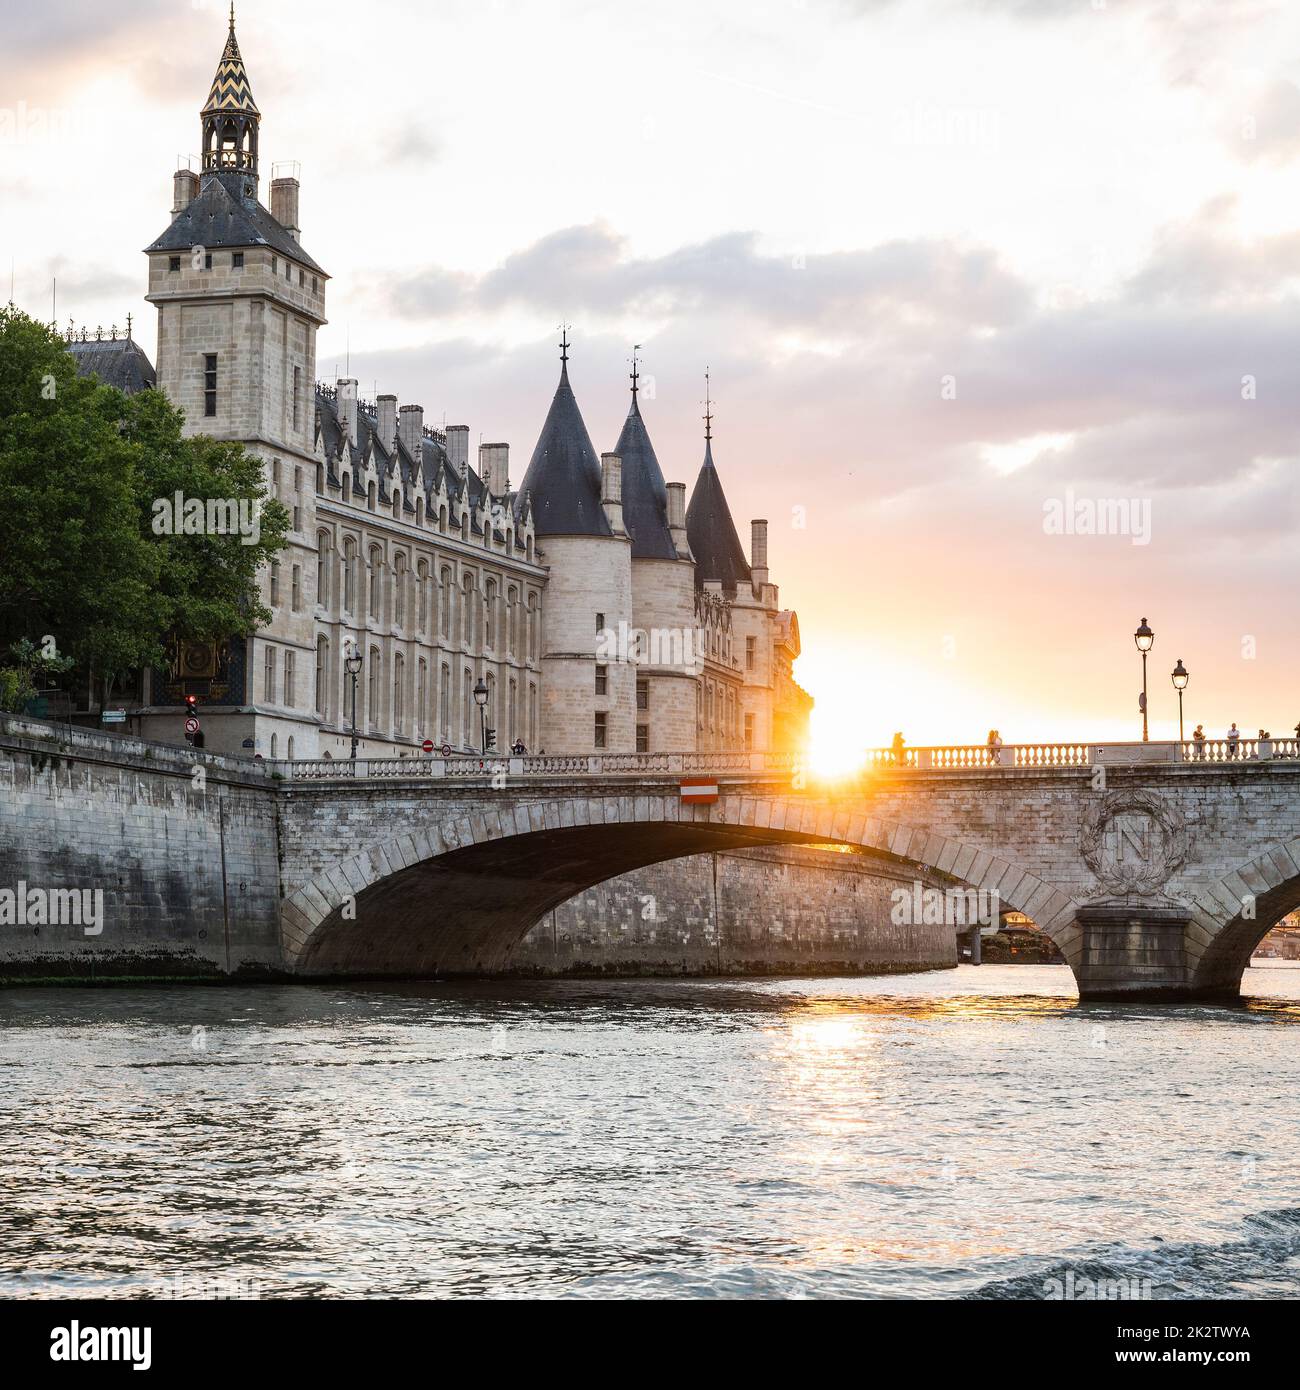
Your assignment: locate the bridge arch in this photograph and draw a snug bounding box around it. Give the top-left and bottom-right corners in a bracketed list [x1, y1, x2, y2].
[279, 792, 1082, 977]
[1188, 839, 1300, 995]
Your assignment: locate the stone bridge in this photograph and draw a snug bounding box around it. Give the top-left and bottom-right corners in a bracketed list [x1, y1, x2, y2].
[274, 740, 1300, 999]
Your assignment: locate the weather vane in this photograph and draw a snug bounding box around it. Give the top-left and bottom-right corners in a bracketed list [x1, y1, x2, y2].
[703, 367, 713, 441]
[630, 343, 642, 399]
[558, 322, 570, 364]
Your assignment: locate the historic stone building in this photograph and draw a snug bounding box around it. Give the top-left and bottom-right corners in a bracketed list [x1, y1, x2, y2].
[75, 13, 811, 762]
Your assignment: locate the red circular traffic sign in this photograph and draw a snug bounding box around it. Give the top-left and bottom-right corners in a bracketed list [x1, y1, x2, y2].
[441, 742, 452, 757]
[422, 739, 434, 753]
[184, 716, 200, 734]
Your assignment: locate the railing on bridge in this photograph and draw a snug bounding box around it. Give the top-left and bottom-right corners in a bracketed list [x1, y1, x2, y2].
[266, 738, 1300, 782]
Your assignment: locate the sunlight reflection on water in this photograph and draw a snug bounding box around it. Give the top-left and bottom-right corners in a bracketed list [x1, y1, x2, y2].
[1, 963, 1298, 1299]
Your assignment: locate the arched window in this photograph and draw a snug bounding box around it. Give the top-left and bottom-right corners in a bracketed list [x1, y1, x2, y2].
[368, 545, 383, 621]
[393, 553, 407, 628]
[527, 594, 538, 663]
[315, 531, 331, 607]
[341, 472, 350, 503]
[315, 636, 329, 717]
[461, 511, 469, 541]
[507, 587, 518, 654]
[367, 479, 376, 512]
[528, 683, 537, 748]
[508, 678, 517, 743]
[392, 489, 401, 520]
[439, 663, 451, 740]
[462, 668, 473, 745]
[485, 580, 497, 650]
[269, 560, 280, 606]
[343, 539, 356, 613]
[462, 575, 474, 647]
[416, 560, 429, 632]
[439, 505, 448, 534]
[393, 652, 405, 734]
[415, 497, 424, 526]
[416, 657, 427, 736]
[367, 646, 381, 730]
[439, 567, 453, 639]
[287, 736, 294, 759]
[271, 733, 278, 758]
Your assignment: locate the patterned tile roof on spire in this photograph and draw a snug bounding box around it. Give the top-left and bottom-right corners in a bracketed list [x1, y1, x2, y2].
[203, 12, 260, 116]
[516, 353, 612, 537]
[686, 437, 751, 591]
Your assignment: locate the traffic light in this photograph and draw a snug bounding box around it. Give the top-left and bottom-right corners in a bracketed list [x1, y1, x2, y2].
[185, 695, 198, 712]
[485, 728, 496, 752]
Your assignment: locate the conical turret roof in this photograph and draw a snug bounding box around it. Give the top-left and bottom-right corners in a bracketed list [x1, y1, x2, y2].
[613, 390, 677, 560]
[686, 437, 751, 590]
[203, 8, 259, 116]
[517, 353, 612, 537]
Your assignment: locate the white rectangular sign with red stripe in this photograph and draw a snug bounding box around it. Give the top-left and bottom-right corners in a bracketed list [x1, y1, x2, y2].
[680, 779, 719, 804]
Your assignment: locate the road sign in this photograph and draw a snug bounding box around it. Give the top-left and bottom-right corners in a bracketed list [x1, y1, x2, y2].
[184, 716, 200, 735]
[680, 778, 719, 805]
[422, 739, 434, 753]
[441, 742, 452, 757]
[101, 709, 126, 724]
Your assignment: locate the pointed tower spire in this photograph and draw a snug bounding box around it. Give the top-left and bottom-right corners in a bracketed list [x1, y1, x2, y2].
[629, 344, 642, 408]
[687, 378, 751, 591]
[611, 345, 676, 559]
[202, 9, 260, 179]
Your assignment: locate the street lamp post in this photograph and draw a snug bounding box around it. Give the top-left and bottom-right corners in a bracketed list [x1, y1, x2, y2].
[1134, 617, 1154, 742]
[344, 640, 363, 760]
[473, 676, 489, 755]
[1171, 658, 1189, 745]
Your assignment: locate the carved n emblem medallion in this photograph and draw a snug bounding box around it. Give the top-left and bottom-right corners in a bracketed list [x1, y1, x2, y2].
[1081, 791, 1189, 896]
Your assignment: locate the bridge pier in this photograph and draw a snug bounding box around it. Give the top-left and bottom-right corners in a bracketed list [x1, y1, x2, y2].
[1073, 903, 1197, 1001]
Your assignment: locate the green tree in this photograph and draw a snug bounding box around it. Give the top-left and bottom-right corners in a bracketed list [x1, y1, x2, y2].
[0, 306, 288, 699]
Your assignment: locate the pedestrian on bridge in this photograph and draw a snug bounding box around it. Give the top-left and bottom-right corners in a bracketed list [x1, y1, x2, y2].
[1192, 724, 1207, 760]
[1227, 723, 1240, 758]
[891, 731, 907, 766]
[987, 729, 1003, 765]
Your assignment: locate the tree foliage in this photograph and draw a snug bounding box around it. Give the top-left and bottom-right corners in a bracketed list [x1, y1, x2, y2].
[0, 306, 288, 690]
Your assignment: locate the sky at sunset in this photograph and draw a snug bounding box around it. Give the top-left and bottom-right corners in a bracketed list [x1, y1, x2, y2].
[5, 0, 1300, 752]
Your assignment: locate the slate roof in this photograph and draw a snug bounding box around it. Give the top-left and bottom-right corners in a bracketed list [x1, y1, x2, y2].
[516, 360, 611, 537]
[612, 393, 677, 560]
[145, 171, 325, 274]
[686, 438, 751, 591]
[68, 336, 157, 395]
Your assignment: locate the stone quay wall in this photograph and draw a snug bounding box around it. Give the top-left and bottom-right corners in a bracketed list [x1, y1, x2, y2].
[509, 846, 958, 976]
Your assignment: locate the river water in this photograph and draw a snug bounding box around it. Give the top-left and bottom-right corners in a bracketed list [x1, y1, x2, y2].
[2, 963, 1299, 1300]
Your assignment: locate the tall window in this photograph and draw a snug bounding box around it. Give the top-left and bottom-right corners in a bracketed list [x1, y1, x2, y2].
[263, 645, 276, 703]
[203, 353, 217, 416]
[393, 653, 405, 734]
[343, 540, 356, 613]
[417, 560, 428, 632]
[393, 554, 407, 628]
[292, 366, 302, 434]
[417, 658, 427, 735]
[529, 684, 537, 748]
[636, 724, 649, 753]
[291, 564, 301, 611]
[367, 647, 381, 730]
[594, 711, 607, 750]
[316, 532, 330, 607]
[462, 669, 472, 745]
[269, 561, 280, 606]
[595, 665, 607, 696]
[462, 576, 474, 646]
[440, 663, 451, 740]
[439, 567, 452, 638]
[368, 546, 383, 620]
[636, 677, 649, 712]
[315, 637, 328, 716]
[508, 679, 517, 744]
[744, 712, 754, 751]
[485, 580, 497, 649]
[292, 466, 302, 532]
[746, 636, 756, 670]
[284, 650, 295, 708]
[507, 587, 518, 653]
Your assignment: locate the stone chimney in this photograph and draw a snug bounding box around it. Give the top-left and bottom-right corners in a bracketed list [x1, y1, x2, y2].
[376, 394, 398, 450]
[479, 442, 509, 497]
[399, 403, 424, 458]
[601, 453, 624, 533]
[751, 518, 769, 589]
[270, 175, 301, 242]
[172, 168, 199, 214]
[446, 425, 470, 480]
[666, 481, 690, 557]
[337, 378, 358, 448]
